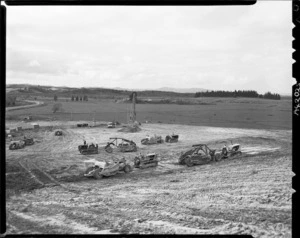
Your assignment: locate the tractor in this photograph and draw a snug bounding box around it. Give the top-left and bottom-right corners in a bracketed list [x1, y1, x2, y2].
[178, 144, 220, 167]
[78, 142, 99, 155]
[104, 137, 137, 153]
[221, 143, 242, 159]
[84, 157, 132, 179]
[165, 134, 179, 143]
[22, 137, 34, 146]
[9, 140, 25, 150]
[141, 135, 164, 145]
[55, 130, 63, 136]
[134, 153, 158, 169]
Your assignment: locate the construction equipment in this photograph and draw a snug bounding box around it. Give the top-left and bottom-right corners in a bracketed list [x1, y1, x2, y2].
[77, 123, 89, 127]
[107, 122, 116, 128]
[141, 135, 164, 145]
[78, 142, 98, 155]
[84, 158, 132, 179]
[23, 137, 34, 146]
[221, 144, 242, 159]
[9, 140, 25, 150]
[134, 153, 158, 169]
[105, 137, 137, 153]
[55, 130, 63, 136]
[178, 144, 218, 167]
[165, 134, 179, 143]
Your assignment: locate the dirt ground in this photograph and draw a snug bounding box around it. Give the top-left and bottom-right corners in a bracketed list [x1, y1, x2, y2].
[5, 121, 292, 236]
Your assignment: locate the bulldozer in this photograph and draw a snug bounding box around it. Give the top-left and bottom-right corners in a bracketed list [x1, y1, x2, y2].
[134, 153, 158, 169]
[141, 135, 164, 145]
[178, 144, 219, 167]
[78, 142, 99, 155]
[84, 157, 132, 179]
[165, 134, 179, 143]
[221, 143, 242, 159]
[23, 137, 34, 146]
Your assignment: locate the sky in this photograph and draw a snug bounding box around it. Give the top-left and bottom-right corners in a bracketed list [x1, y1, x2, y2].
[6, 2, 293, 94]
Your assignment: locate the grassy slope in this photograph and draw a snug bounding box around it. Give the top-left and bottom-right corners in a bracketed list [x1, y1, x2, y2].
[6, 97, 292, 130]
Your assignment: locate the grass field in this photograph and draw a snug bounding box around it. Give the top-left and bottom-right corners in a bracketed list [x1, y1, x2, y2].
[5, 97, 291, 130]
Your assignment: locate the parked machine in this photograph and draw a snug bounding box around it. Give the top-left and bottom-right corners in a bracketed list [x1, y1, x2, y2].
[84, 158, 132, 179]
[141, 135, 164, 145]
[165, 134, 179, 143]
[178, 144, 218, 167]
[9, 140, 25, 150]
[221, 144, 242, 159]
[134, 153, 158, 169]
[55, 130, 63, 136]
[78, 142, 99, 155]
[23, 137, 34, 146]
[105, 137, 137, 153]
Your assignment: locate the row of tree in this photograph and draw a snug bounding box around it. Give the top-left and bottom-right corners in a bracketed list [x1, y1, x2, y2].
[71, 95, 88, 101]
[53, 95, 89, 101]
[194, 90, 281, 100]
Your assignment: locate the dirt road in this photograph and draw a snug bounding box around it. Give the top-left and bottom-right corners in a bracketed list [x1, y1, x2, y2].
[6, 100, 44, 112]
[5, 122, 292, 236]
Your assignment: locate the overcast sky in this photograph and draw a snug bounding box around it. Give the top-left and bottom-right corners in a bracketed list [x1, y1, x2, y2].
[6, 2, 293, 94]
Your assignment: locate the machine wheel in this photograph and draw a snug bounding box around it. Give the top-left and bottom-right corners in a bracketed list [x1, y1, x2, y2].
[105, 146, 113, 153]
[93, 168, 103, 179]
[134, 157, 140, 167]
[215, 153, 222, 162]
[185, 157, 193, 167]
[123, 164, 132, 173]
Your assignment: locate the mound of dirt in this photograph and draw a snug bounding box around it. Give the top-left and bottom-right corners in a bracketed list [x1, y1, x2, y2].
[118, 125, 141, 133]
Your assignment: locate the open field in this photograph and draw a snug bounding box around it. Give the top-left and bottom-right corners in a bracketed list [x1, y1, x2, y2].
[6, 97, 292, 130]
[5, 121, 292, 236]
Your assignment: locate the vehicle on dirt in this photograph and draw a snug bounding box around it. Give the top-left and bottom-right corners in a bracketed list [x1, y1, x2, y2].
[77, 123, 88, 127]
[105, 137, 137, 153]
[23, 137, 34, 146]
[134, 153, 158, 169]
[178, 144, 219, 167]
[55, 130, 63, 136]
[107, 122, 116, 128]
[78, 142, 99, 155]
[165, 134, 179, 143]
[141, 135, 164, 145]
[84, 157, 132, 179]
[9, 140, 25, 150]
[221, 144, 242, 159]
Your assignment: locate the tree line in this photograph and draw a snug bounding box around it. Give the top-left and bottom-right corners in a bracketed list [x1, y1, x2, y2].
[53, 95, 89, 101]
[194, 90, 281, 100]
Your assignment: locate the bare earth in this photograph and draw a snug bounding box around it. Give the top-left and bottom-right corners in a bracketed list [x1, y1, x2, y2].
[5, 121, 292, 236]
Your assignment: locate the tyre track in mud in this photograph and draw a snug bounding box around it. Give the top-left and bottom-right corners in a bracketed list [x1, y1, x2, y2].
[6, 123, 292, 236]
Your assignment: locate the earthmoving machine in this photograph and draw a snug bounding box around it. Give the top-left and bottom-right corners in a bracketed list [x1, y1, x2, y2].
[221, 143, 242, 159]
[165, 134, 179, 143]
[105, 137, 137, 153]
[178, 144, 219, 167]
[9, 140, 25, 150]
[77, 123, 89, 127]
[78, 142, 99, 155]
[55, 130, 63, 136]
[84, 157, 132, 179]
[107, 122, 116, 128]
[22, 137, 34, 146]
[141, 135, 164, 145]
[134, 153, 158, 169]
